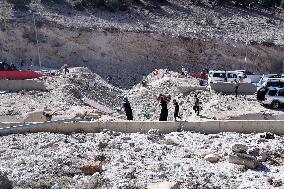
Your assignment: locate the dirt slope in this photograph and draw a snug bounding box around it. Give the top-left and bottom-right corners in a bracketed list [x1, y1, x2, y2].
[0, 1, 284, 87]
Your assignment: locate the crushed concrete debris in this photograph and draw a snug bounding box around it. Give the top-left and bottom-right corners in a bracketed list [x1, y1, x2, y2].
[0, 132, 283, 189]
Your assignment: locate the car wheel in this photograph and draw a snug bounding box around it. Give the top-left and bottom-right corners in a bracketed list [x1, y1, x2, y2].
[271, 101, 280, 109]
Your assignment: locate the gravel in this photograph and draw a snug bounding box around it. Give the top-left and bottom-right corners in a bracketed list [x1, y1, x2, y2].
[0, 131, 283, 189]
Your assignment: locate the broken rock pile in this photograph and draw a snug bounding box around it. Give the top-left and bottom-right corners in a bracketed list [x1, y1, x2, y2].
[229, 144, 259, 169]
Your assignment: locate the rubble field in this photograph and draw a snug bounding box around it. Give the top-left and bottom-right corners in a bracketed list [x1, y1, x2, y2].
[0, 68, 284, 189]
[1, 67, 284, 122]
[0, 131, 283, 189]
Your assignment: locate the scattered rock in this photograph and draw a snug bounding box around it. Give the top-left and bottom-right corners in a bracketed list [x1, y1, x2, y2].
[98, 141, 108, 149]
[122, 136, 131, 141]
[148, 181, 180, 189]
[134, 147, 142, 152]
[94, 154, 106, 162]
[204, 154, 219, 163]
[248, 148, 260, 157]
[51, 183, 61, 189]
[81, 161, 102, 175]
[267, 177, 283, 187]
[260, 132, 275, 139]
[0, 172, 13, 189]
[232, 144, 248, 153]
[238, 165, 248, 172]
[258, 152, 269, 162]
[229, 152, 258, 169]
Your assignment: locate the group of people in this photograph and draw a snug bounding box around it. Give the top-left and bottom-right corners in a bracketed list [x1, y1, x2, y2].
[122, 94, 201, 121]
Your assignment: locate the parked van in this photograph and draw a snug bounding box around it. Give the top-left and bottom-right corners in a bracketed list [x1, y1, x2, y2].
[235, 70, 262, 83]
[208, 70, 251, 83]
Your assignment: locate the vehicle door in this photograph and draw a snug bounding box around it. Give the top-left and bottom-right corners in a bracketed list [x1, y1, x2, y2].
[267, 89, 278, 103]
[277, 89, 284, 103]
[227, 73, 237, 82]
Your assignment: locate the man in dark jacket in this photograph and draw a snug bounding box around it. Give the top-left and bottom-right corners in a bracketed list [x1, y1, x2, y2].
[193, 94, 200, 116]
[122, 96, 133, 120]
[173, 99, 181, 121]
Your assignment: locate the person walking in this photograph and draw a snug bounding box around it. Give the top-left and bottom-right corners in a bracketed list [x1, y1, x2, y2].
[107, 75, 112, 84]
[173, 99, 181, 121]
[181, 66, 186, 76]
[224, 70, 228, 82]
[122, 96, 133, 120]
[20, 59, 24, 67]
[63, 64, 69, 74]
[193, 94, 200, 116]
[234, 77, 240, 97]
[158, 94, 170, 121]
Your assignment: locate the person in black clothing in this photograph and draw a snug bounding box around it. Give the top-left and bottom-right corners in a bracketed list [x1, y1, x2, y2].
[0, 62, 4, 71]
[3, 63, 11, 71]
[107, 75, 112, 84]
[193, 94, 200, 116]
[158, 94, 171, 121]
[122, 96, 133, 120]
[159, 97, 168, 121]
[10, 64, 18, 71]
[173, 99, 181, 121]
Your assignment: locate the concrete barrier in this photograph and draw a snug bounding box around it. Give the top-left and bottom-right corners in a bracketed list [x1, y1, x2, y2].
[0, 120, 284, 136]
[210, 83, 257, 95]
[0, 80, 46, 91]
[177, 86, 208, 93]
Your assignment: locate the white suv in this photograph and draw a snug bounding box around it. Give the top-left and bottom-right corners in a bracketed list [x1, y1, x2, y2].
[208, 70, 251, 83]
[262, 89, 284, 109]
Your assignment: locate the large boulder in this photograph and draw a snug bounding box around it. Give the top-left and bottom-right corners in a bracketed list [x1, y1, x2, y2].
[23, 110, 46, 123]
[229, 152, 258, 169]
[0, 172, 13, 189]
[232, 144, 248, 153]
[148, 181, 179, 189]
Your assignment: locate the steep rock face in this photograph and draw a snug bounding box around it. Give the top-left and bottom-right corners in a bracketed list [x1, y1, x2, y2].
[0, 20, 284, 88]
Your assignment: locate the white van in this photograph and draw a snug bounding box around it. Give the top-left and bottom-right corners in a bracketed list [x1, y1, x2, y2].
[208, 70, 251, 83]
[235, 70, 262, 83]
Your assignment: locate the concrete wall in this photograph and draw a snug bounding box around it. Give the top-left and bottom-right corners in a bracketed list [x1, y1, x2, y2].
[0, 120, 284, 136]
[177, 86, 208, 93]
[210, 83, 257, 95]
[0, 80, 46, 91]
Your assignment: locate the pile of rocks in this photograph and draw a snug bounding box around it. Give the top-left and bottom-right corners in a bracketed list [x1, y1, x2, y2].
[126, 69, 211, 121]
[228, 144, 258, 169]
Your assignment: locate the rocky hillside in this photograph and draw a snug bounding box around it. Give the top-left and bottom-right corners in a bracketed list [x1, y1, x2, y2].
[0, 0, 284, 87]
